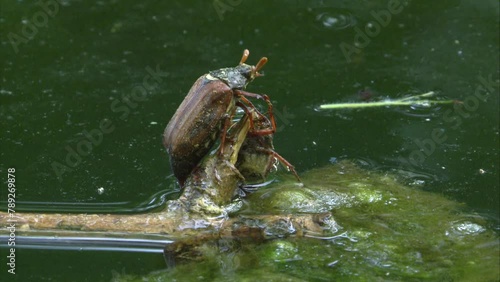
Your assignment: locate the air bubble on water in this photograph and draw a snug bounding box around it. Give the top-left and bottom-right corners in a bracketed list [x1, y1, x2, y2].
[66, 113, 72, 125]
[409, 100, 431, 110]
[321, 15, 338, 27]
[316, 11, 356, 30]
[448, 221, 486, 236]
[97, 187, 105, 195]
[409, 179, 425, 186]
[0, 89, 13, 95]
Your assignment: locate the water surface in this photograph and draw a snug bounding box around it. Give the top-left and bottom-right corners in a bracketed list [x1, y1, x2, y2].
[0, 0, 498, 281]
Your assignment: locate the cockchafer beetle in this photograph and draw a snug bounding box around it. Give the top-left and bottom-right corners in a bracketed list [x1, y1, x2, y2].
[163, 49, 268, 187]
[236, 95, 301, 192]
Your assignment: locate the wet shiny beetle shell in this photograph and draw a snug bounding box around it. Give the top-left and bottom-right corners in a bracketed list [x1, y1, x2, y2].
[163, 50, 267, 187]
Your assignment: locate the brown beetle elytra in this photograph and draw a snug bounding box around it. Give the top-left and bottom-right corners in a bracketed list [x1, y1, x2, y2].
[163, 50, 268, 187]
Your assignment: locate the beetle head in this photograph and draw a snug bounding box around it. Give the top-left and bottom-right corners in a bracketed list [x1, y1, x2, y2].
[236, 49, 268, 81]
[209, 49, 268, 90]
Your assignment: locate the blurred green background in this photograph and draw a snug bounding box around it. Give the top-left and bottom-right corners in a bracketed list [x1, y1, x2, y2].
[1, 0, 498, 280]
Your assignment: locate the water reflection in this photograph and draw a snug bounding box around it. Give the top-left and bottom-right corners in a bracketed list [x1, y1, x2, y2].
[7, 188, 174, 213]
[0, 232, 172, 253]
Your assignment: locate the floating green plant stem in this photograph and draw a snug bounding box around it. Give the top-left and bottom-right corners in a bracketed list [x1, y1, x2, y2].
[319, 91, 460, 110]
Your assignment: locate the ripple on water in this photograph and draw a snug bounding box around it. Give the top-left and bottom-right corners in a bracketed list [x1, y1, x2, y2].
[393, 91, 452, 119]
[447, 220, 486, 237]
[313, 9, 357, 30]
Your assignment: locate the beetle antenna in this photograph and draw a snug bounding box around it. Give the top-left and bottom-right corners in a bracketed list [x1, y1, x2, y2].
[254, 57, 268, 77]
[240, 49, 250, 65]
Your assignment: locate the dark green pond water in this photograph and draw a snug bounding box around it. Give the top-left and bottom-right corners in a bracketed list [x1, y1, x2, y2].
[1, 0, 499, 281]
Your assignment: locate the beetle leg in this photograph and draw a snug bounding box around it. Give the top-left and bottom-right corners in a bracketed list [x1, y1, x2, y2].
[218, 114, 232, 156]
[237, 95, 259, 115]
[234, 89, 265, 101]
[242, 94, 276, 136]
[235, 94, 276, 137]
[235, 91, 278, 136]
[261, 94, 277, 134]
[254, 147, 302, 183]
[235, 101, 257, 133]
[236, 98, 274, 136]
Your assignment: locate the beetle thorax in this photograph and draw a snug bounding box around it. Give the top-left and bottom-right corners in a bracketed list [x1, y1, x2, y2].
[208, 64, 254, 90]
